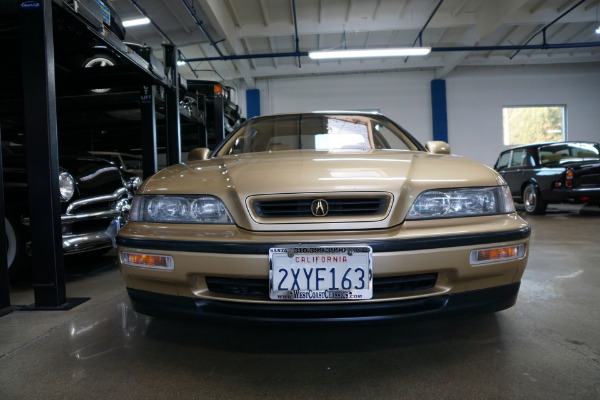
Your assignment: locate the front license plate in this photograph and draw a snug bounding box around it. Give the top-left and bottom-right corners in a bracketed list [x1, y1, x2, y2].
[269, 245, 373, 301]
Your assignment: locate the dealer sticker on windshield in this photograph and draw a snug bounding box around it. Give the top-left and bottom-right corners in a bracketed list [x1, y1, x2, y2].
[269, 245, 373, 301]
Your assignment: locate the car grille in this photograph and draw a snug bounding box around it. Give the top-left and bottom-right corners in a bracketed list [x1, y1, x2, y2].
[252, 197, 389, 218]
[205, 273, 437, 297]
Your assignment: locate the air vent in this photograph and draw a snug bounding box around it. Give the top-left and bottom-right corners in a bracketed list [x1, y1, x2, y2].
[206, 274, 437, 297]
[253, 197, 388, 218]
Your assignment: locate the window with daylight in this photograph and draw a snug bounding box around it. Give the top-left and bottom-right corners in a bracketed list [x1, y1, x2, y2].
[502, 105, 566, 145]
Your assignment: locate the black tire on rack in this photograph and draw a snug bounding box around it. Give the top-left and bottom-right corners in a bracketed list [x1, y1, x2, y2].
[82, 53, 118, 94]
[5, 215, 29, 281]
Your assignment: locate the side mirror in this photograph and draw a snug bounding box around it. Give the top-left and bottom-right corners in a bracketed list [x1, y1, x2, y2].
[188, 147, 211, 161]
[426, 141, 451, 155]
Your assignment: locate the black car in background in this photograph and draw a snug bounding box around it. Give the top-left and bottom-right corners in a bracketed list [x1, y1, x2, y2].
[3, 144, 136, 280]
[494, 141, 600, 214]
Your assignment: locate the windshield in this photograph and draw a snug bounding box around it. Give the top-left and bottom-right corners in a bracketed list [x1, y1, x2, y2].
[215, 114, 422, 156]
[120, 154, 143, 170]
[539, 142, 600, 165]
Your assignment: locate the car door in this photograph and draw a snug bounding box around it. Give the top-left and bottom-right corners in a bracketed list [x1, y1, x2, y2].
[497, 149, 526, 200]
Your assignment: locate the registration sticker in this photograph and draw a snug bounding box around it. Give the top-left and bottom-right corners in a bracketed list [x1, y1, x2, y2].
[269, 245, 373, 301]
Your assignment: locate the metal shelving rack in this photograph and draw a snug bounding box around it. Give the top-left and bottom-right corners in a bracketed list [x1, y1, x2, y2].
[0, 0, 186, 312]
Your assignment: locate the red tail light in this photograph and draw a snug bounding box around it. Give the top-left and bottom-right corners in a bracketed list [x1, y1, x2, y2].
[565, 169, 574, 188]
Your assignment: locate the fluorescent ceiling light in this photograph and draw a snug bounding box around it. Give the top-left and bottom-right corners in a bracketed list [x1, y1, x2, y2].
[596, 25, 600, 34]
[308, 47, 431, 59]
[177, 60, 186, 66]
[122, 17, 150, 27]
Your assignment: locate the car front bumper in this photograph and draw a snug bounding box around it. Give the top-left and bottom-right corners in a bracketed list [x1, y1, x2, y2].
[125, 282, 521, 324]
[117, 215, 530, 323]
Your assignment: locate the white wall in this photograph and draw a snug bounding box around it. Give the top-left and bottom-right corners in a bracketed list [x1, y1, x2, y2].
[251, 63, 600, 166]
[446, 64, 600, 166]
[255, 71, 435, 144]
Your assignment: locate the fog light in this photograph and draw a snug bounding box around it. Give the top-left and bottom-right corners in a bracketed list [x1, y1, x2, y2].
[470, 244, 525, 265]
[121, 252, 174, 270]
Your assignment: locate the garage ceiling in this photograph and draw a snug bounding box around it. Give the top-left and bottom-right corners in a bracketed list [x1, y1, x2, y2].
[109, 0, 600, 86]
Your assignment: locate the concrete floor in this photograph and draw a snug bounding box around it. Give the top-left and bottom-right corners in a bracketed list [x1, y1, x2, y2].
[1, 205, 599, 399]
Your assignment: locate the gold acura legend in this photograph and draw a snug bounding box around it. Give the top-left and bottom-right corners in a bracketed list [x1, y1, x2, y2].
[117, 112, 530, 323]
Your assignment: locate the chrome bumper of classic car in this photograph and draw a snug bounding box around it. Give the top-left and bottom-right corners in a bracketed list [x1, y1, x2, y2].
[125, 283, 521, 324]
[61, 215, 125, 254]
[62, 187, 130, 253]
[24, 187, 130, 254]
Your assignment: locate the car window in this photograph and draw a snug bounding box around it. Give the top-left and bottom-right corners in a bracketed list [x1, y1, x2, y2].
[495, 152, 511, 169]
[539, 142, 600, 164]
[217, 114, 420, 156]
[121, 155, 143, 169]
[510, 149, 526, 167]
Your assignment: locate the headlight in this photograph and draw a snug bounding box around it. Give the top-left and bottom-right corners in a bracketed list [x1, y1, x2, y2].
[58, 172, 75, 202]
[129, 195, 233, 224]
[406, 186, 515, 220]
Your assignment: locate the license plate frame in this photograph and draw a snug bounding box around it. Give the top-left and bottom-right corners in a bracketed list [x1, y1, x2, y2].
[269, 245, 373, 301]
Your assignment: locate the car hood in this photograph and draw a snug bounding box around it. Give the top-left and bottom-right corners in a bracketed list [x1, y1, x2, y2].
[140, 150, 501, 230]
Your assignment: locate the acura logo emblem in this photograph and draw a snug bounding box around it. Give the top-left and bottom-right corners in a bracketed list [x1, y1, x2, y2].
[311, 199, 329, 217]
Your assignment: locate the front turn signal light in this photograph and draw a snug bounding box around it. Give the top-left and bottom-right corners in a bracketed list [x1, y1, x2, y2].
[470, 244, 525, 265]
[121, 252, 174, 270]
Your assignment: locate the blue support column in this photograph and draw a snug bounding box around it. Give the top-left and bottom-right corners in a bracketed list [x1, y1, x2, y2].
[246, 89, 260, 119]
[431, 79, 448, 143]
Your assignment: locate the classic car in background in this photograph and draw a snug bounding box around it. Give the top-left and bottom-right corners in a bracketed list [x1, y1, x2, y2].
[184, 80, 245, 148]
[117, 112, 530, 323]
[89, 151, 143, 180]
[494, 141, 600, 214]
[3, 144, 137, 280]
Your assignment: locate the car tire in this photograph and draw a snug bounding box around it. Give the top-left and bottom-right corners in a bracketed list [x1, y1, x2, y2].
[523, 183, 547, 215]
[5, 216, 29, 281]
[82, 53, 117, 94]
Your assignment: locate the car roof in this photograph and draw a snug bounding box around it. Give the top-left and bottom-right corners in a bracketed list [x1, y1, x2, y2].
[247, 111, 383, 121]
[503, 141, 600, 151]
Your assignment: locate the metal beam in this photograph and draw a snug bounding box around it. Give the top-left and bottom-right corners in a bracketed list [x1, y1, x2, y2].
[140, 85, 158, 180]
[18, 0, 66, 308]
[0, 120, 10, 313]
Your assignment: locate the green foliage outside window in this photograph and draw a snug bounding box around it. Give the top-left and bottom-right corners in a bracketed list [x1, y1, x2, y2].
[503, 106, 565, 145]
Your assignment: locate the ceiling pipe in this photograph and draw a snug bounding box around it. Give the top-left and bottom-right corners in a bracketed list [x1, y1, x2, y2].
[433, 42, 600, 52]
[180, 0, 226, 59]
[177, 49, 198, 78]
[186, 51, 309, 62]
[129, 0, 173, 44]
[184, 41, 600, 62]
[405, 0, 445, 62]
[510, 0, 589, 59]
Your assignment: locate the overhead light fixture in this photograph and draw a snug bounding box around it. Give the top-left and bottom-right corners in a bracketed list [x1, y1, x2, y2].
[596, 25, 600, 34]
[308, 47, 431, 59]
[177, 60, 186, 66]
[122, 17, 151, 27]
